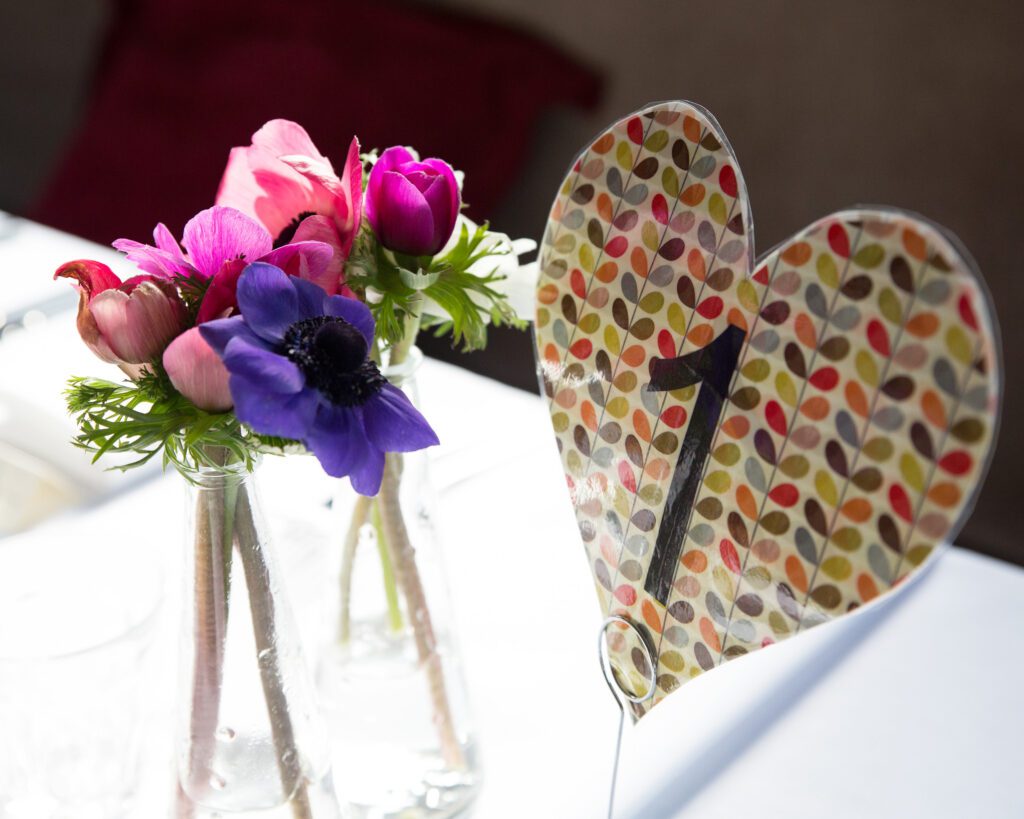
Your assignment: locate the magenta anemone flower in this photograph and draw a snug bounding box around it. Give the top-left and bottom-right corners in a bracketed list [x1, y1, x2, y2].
[216, 120, 362, 288]
[200, 263, 437, 493]
[365, 147, 460, 256]
[112, 206, 336, 322]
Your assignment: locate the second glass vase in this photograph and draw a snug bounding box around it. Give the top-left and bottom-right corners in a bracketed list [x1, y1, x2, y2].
[317, 347, 481, 819]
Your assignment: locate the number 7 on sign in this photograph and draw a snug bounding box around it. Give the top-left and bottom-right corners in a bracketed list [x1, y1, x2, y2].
[644, 325, 745, 605]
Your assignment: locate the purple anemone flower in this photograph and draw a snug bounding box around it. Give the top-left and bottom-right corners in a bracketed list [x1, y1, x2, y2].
[200, 262, 438, 494]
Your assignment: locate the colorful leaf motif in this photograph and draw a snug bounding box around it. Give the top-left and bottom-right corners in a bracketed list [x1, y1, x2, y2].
[535, 101, 1000, 718]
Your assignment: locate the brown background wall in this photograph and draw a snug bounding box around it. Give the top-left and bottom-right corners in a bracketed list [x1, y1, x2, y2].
[439, 0, 1024, 567]
[2, 0, 1022, 564]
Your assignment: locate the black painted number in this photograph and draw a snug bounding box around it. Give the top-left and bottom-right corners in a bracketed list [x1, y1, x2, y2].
[644, 325, 745, 604]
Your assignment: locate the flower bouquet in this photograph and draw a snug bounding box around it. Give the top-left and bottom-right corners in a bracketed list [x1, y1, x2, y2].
[55, 120, 533, 817]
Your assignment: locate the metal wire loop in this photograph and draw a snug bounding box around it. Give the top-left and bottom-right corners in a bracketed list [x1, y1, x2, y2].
[598, 614, 656, 819]
[597, 614, 657, 706]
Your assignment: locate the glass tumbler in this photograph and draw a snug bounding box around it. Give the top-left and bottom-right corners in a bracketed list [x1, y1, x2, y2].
[0, 525, 163, 818]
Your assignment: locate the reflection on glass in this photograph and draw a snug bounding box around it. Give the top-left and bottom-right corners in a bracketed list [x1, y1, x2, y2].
[0, 440, 83, 537]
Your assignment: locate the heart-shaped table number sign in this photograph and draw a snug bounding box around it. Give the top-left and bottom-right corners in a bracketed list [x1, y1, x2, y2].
[535, 101, 1000, 718]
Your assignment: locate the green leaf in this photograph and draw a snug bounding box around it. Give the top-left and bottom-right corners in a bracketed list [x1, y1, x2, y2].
[64, 368, 264, 475]
[343, 218, 526, 352]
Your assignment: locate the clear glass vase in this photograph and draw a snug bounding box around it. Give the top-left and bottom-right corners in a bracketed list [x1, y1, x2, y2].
[177, 455, 340, 819]
[318, 347, 481, 819]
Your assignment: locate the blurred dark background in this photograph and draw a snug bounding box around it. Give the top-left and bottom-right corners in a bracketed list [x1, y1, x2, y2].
[2, 0, 1022, 566]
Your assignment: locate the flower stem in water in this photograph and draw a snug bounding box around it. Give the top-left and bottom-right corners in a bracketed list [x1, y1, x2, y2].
[337, 494, 371, 644]
[372, 498, 404, 633]
[377, 454, 466, 770]
[234, 486, 313, 819]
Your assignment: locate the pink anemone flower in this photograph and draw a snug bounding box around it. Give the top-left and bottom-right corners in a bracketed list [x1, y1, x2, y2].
[215, 120, 362, 293]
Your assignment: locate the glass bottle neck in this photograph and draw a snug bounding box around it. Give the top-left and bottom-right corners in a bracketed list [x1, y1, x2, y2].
[177, 452, 259, 489]
[381, 344, 423, 388]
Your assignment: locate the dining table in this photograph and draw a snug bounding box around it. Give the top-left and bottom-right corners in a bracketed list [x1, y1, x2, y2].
[1, 211, 1022, 818]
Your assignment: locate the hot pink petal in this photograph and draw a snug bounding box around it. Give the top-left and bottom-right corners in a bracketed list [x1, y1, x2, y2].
[219, 145, 312, 240]
[217, 146, 268, 221]
[54, 259, 123, 300]
[195, 258, 247, 324]
[216, 122, 359, 251]
[250, 156, 318, 238]
[250, 119, 331, 165]
[218, 120, 331, 240]
[375, 146, 416, 174]
[376, 172, 435, 255]
[111, 222, 191, 280]
[153, 223, 182, 256]
[422, 158, 461, 239]
[339, 136, 363, 256]
[365, 146, 415, 228]
[194, 238, 336, 324]
[182, 206, 273, 279]
[415, 174, 455, 250]
[293, 215, 345, 292]
[111, 238, 196, 279]
[120, 274, 165, 291]
[402, 169, 434, 196]
[262, 240, 336, 293]
[282, 138, 361, 239]
[163, 327, 233, 412]
[278, 154, 343, 219]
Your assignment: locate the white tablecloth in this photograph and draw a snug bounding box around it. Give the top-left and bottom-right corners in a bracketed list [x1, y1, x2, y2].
[2, 215, 1022, 818]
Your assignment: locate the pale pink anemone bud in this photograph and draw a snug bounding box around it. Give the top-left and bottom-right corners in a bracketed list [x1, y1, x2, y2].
[162, 327, 233, 412]
[54, 259, 188, 369]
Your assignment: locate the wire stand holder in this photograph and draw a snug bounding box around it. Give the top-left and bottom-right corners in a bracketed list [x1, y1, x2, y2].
[597, 614, 656, 819]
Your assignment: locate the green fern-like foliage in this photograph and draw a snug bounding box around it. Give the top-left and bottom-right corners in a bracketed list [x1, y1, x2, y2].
[65, 367, 282, 476]
[347, 220, 527, 352]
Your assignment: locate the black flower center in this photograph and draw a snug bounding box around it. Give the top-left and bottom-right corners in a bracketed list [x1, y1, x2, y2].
[283, 316, 385, 407]
[274, 210, 317, 248]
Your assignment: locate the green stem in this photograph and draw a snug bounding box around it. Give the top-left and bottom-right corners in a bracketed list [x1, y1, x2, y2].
[389, 292, 423, 368]
[337, 494, 372, 645]
[337, 312, 419, 645]
[373, 498, 404, 633]
[363, 305, 420, 636]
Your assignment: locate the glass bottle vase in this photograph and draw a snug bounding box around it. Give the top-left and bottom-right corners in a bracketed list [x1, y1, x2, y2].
[177, 456, 340, 818]
[318, 347, 481, 818]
